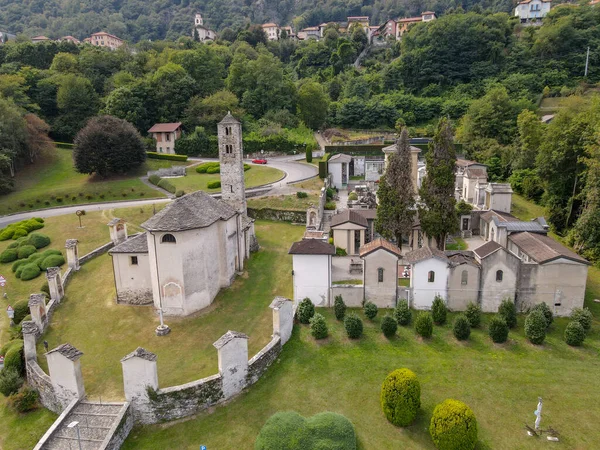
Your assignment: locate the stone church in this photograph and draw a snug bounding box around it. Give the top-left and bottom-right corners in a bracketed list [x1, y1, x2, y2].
[109, 113, 256, 316]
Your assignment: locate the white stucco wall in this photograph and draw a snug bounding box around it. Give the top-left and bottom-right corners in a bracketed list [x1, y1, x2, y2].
[411, 258, 449, 310]
[329, 162, 343, 188]
[479, 249, 519, 312]
[363, 249, 398, 308]
[46, 353, 85, 407]
[292, 254, 331, 307]
[122, 357, 158, 405]
[112, 253, 152, 297]
[447, 264, 480, 311]
[489, 192, 512, 214]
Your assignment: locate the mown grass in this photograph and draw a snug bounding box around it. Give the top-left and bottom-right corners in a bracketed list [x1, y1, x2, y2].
[446, 237, 468, 250]
[511, 194, 547, 221]
[169, 165, 284, 194]
[290, 175, 324, 191]
[0, 148, 177, 215]
[247, 193, 320, 211]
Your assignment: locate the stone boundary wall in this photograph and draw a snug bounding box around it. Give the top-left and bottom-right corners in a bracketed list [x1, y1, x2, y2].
[147, 166, 186, 178]
[78, 241, 115, 265]
[32, 398, 79, 449]
[330, 285, 364, 307]
[26, 360, 62, 414]
[248, 208, 306, 223]
[101, 402, 134, 450]
[247, 336, 282, 385]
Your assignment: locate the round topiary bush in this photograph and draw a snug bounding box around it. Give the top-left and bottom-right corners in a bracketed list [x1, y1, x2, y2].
[498, 299, 517, 329]
[488, 316, 509, 343]
[525, 310, 547, 345]
[309, 313, 328, 340]
[430, 399, 478, 450]
[464, 302, 481, 328]
[570, 307, 593, 332]
[20, 263, 41, 281]
[17, 245, 37, 260]
[344, 314, 363, 339]
[394, 299, 411, 326]
[453, 315, 471, 341]
[415, 312, 433, 338]
[4, 340, 24, 375]
[334, 295, 346, 320]
[431, 296, 447, 325]
[381, 368, 421, 427]
[12, 228, 28, 239]
[26, 233, 51, 249]
[12, 300, 30, 324]
[531, 303, 553, 328]
[297, 298, 315, 324]
[206, 166, 221, 174]
[564, 320, 585, 347]
[0, 368, 24, 397]
[39, 254, 66, 270]
[207, 180, 221, 189]
[364, 301, 378, 320]
[0, 248, 18, 263]
[381, 314, 398, 338]
[255, 411, 357, 450]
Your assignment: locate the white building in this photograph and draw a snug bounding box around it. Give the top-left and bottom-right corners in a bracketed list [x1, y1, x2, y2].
[148, 123, 182, 154]
[289, 239, 335, 307]
[515, 0, 551, 23]
[331, 210, 368, 256]
[328, 153, 352, 188]
[193, 14, 216, 41]
[405, 246, 450, 310]
[262, 23, 280, 41]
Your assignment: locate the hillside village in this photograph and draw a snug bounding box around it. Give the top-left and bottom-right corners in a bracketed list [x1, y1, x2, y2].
[0, 1, 600, 450]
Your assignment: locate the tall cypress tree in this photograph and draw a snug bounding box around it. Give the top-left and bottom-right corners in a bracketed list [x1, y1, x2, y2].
[418, 118, 457, 249]
[375, 128, 416, 244]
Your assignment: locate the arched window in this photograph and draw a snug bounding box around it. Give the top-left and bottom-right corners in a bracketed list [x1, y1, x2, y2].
[225, 127, 230, 136]
[461, 270, 468, 285]
[428, 271, 435, 283]
[161, 234, 176, 244]
[496, 270, 503, 282]
[378, 268, 384, 282]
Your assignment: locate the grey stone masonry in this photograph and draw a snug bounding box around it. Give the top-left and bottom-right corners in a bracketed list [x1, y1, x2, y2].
[46, 267, 64, 303]
[22, 321, 39, 361]
[29, 293, 48, 331]
[65, 239, 80, 271]
[218, 112, 247, 215]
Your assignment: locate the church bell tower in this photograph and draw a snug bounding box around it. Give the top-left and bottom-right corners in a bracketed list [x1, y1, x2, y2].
[218, 112, 247, 215]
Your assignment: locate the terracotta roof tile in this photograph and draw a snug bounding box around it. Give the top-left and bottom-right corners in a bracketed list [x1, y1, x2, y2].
[473, 240, 503, 259]
[508, 232, 589, 265]
[148, 122, 182, 133]
[405, 246, 448, 264]
[359, 238, 402, 258]
[289, 239, 335, 255]
[331, 209, 368, 228]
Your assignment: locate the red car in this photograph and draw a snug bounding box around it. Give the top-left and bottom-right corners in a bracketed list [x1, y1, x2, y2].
[252, 159, 268, 164]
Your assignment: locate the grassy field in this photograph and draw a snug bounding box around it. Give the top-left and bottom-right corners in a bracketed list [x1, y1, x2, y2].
[511, 194, 547, 221]
[169, 165, 284, 193]
[0, 148, 179, 215]
[248, 193, 320, 211]
[290, 175, 324, 191]
[446, 237, 467, 250]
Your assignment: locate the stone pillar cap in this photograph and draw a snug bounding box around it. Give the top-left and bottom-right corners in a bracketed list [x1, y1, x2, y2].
[107, 218, 125, 226]
[21, 320, 40, 335]
[269, 297, 291, 310]
[65, 239, 79, 248]
[46, 267, 61, 278]
[121, 347, 157, 363]
[28, 293, 46, 306]
[45, 343, 83, 361]
[213, 330, 248, 349]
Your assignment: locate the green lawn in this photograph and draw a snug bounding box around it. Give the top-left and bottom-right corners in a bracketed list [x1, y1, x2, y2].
[0, 148, 179, 215]
[332, 279, 362, 285]
[445, 237, 467, 251]
[248, 193, 320, 211]
[169, 165, 284, 194]
[290, 175, 324, 191]
[511, 194, 547, 221]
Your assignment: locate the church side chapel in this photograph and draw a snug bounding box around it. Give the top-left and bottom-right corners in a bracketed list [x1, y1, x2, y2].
[109, 113, 256, 316]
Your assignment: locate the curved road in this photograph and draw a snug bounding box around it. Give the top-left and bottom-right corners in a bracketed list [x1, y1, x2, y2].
[0, 156, 318, 228]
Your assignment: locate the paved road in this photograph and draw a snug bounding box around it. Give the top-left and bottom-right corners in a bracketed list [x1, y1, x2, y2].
[0, 157, 318, 227]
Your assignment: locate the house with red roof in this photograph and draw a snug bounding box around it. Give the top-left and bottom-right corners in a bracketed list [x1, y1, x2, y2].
[148, 123, 183, 154]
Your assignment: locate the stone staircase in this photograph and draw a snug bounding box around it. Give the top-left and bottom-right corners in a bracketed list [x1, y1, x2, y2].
[38, 401, 131, 450]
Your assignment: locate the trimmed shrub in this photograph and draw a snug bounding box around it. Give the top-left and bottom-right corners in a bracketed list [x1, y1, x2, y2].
[344, 314, 363, 339]
[310, 313, 328, 339]
[175, 190, 185, 198]
[531, 303, 553, 328]
[20, 263, 41, 281]
[195, 162, 220, 173]
[394, 300, 412, 326]
[348, 192, 358, 201]
[206, 166, 220, 174]
[334, 295, 346, 320]
[297, 298, 315, 324]
[430, 399, 478, 450]
[27, 233, 51, 249]
[565, 320, 585, 346]
[381, 314, 398, 338]
[380, 368, 421, 427]
[4, 340, 24, 375]
[0, 248, 18, 263]
[157, 179, 176, 194]
[335, 247, 347, 257]
[415, 312, 433, 338]
[525, 310, 547, 345]
[570, 307, 593, 332]
[464, 302, 481, 328]
[17, 245, 37, 260]
[0, 368, 24, 397]
[498, 299, 517, 329]
[488, 316, 509, 343]
[207, 181, 221, 189]
[243, 163, 251, 171]
[324, 201, 336, 210]
[13, 300, 30, 324]
[40, 254, 66, 271]
[148, 174, 161, 185]
[364, 301, 378, 320]
[296, 191, 308, 199]
[7, 385, 39, 412]
[13, 228, 28, 239]
[453, 315, 471, 341]
[431, 296, 447, 325]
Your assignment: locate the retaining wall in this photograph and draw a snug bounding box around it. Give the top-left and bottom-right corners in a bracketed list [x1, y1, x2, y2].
[248, 208, 306, 223]
[26, 360, 62, 414]
[78, 241, 114, 265]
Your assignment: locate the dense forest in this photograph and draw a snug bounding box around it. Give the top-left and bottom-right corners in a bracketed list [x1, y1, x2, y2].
[1, 5, 600, 259]
[0, 0, 518, 42]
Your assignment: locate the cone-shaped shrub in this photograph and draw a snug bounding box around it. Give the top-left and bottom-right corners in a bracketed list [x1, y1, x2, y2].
[334, 295, 346, 320]
[531, 303, 553, 328]
[488, 316, 509, 343]
[570, 307, 593, 332]
[344, 314, 363, 339]
[525, 310, 547, 345]
[415, 312, 433, 338]
[564, 321, 585, 347]
[394, 299, 411, 325]
[464, 302, 481, 328]
[431, 296, 447, 325]
[453, 315, 471, 341]
[297, 298, 315, 324]
[498, 299, 517, 329]
[381, 314, 398, 338]
[364, 301, 378, 320]
[309, 313, 328, 340]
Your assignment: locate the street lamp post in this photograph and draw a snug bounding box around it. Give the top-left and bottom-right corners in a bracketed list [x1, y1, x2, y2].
[67, 421, 82, 450]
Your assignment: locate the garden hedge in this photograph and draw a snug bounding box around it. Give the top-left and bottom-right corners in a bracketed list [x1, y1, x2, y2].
[207, 181, 221, 189]
[4, 340, 24, 375]
[531, 303, 553, 328]
[464, 302, 481, 328]
[570, 307, 593, 332]
[564, 321, 585, 346]
[17, 245, 37, 260]
[344, 314, 363, 339]
[380, 368, 421, 427]
[310, 313, 328, 340]
[525, 310, 547, 345]
[364, 301, 378, 320]
[415, 312, 433, 338]
[431, 296, 447, 325]
[381, 314, 398, 338]
[297, 298, 315, 324]
[498, 299, 517, 329]
[146, 152, 188, 161]
[12, 300, 30, 324]
[26, 233, 51, 249]
[157, 179, 176, 194]
[148, 174, 161, 185]
[20, 263, 42, 281]
[0, 248, 18, 263]
[488, 316, 509, 343]
[334, 295, 346, 320]
[40, 254, 66, 270]
[394, 299, 411, 325]
[196, 162, 220, 173]
[453, 315, 471, 341]
[430, 399, 478, 450]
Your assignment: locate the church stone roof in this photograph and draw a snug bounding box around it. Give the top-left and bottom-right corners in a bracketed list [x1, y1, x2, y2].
[328, 153, 353, 164]
[219, 112, 240, 125]
[331, 209, 368, 228]
[121, 347, 158, 362]
[46, 343, 83, 361]
[405, 246, 448, 264]
[446, 251, 480, 268]
[289, 239, 335, 255]
[473, 240, 503, 259]
[109, 233, 148, 254]
[141, 191, 236, 232]
[508, 232, 590, 265]
[359, 238, 402, 258]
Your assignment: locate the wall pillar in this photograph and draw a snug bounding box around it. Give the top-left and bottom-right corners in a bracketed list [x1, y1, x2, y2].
[46, 267, 64, 303]
[213, 331, 248, 398]
[21, 321, 39, 362]
[108, 218, 128, 245]
[121, 347, 158, 420]
[45, 343, 85, 408]
[270, 297, 293, 346]
[65, 239, 80, 271]
[28, 293, 47, 332]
